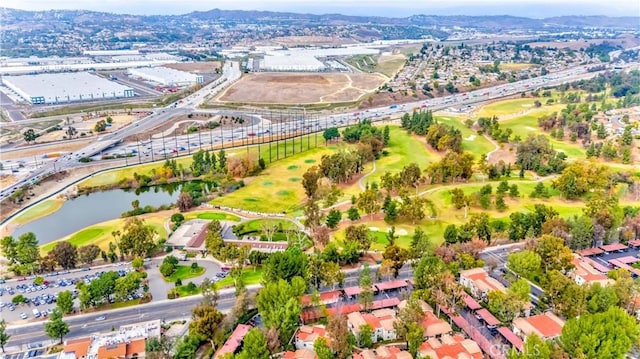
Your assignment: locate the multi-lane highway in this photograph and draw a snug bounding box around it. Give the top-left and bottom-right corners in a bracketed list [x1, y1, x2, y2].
[2, 62, 628, 202]
[0, 61, 241, 201]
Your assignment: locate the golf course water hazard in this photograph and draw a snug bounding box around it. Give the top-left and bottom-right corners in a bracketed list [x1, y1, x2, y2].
[12, 186, 180, 245]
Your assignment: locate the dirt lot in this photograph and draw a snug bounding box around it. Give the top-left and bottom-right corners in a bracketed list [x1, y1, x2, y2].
[2, 141, 91, 160]
[163, 62, 221, 73]
[122, 113, 251, 143]
[0, 175, 17, 188]
[216, 73, 386, 105]
[487, 144, 517, 165]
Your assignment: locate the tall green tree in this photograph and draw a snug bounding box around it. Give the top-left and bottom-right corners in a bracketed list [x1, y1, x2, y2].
[0, 319, 9, 353]
[44, 309, 69, 344]
[534, 235, 574, 273]
[256, 277, 305, 345]
[237, 328, 270, 359]
[56, 290, 74, 314]
[327, 314, 352, 359]
[314, 337, 333, 359]
[561, 306, 639, 359]
[263, 247, 308, 283]
[302, 166, 322, 200]
[51, 241, 78, 269]
[118, 217, 157, 258]
[410, 227, 431, 258]
[190, 300, 225, 351]
[77, 244, 101, 265]
[358, 324, 374, 348]
[359, 263, 374, 311]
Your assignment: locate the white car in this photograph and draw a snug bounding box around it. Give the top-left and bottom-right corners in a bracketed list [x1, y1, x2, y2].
[20, 312, 28, 319]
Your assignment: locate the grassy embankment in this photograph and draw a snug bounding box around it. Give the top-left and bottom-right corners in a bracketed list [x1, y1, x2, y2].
[10, 199, 65, 226]
[39, 215, 167, 254]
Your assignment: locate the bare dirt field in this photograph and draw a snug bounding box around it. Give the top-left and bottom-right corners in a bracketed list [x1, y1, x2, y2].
[122, 113, 251, 143]
[487, 144, 517, 165]
[33, 114, 135, 143]
[2, 141, 91, 160]
[163, 62, 221, 73]
[216, 73, 386, 105]
[0, 175, 17, 188]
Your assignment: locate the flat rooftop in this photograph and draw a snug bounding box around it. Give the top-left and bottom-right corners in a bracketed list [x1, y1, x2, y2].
[2, 72, 134, 102]
[166, 219, 209, 247]
[129, 67, 200, 84]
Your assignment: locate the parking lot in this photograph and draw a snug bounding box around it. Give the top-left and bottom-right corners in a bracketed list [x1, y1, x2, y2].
[0, 262, 137, 323]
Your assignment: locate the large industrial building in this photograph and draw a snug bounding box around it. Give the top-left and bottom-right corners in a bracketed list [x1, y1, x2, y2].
[2, 72, 135, 104]
[259, 55, 326, 72]
[128, 67, 204, 86]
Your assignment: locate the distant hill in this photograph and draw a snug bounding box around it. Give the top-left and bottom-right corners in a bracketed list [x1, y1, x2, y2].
[2, 7, 638, 30]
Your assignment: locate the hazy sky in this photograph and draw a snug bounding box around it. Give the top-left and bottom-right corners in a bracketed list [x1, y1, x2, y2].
[1, 0, 639, 17]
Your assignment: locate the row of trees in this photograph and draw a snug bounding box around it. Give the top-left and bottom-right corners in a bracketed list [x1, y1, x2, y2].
[0, 217, 158, 275]
[400, 110, 463, 152]
[77, 270, 145, 309]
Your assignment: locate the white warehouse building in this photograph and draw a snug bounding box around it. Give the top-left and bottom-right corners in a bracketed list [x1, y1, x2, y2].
[1, 72, 135, 104]
[259, 54, 326, 72]
[128, 67, 203, 86]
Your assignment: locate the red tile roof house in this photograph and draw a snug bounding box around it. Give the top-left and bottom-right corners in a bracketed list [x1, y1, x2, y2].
[294, 325, 330, 350]
[459, 268, 506, 302]
[348, 309, 398, 343]
[399, 299, 453, 338]
[353, 346, 412, 359]
[460, 267, 532, 317]
[418, 334, 483, 359]
[214, 324, 252, 358]
[569, 255, 613, 286]
[282, 348, 317, 359]
[512, 312, 565, 340]
[301, 290, 342, 308]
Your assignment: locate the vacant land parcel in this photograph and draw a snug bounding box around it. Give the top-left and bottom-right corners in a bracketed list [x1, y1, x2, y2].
[216, 73, 386, 105]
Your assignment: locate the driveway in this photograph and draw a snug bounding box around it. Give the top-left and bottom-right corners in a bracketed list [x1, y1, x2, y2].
[146, 257, 221, 301]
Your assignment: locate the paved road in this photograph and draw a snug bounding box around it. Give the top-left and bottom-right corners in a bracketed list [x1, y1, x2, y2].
[3, 61, 633, 202]
[4, 264, 412, 349]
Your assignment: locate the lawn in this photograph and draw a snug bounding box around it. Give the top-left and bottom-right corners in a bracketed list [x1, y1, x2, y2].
[332, 221, 441, 251]
[164, 265, 206, 282]
[500, 112, 586, 160]
[176, 284, 201, 297]
[211, 146, 335, 214]
[476, 98, 542, 118]
[39, 214, 168, 254]
[185, 211, 241, 222]
[435, 115, 495, 155]
[424, 179, 585, 224]
[79, 157, 194, 189]
[79, 133, 325, 190]
[233, 218, 300, 241]
[239, 218, 298, 232]
[375, 58, 406, 78]
[363, 126, 437, 186]
[216, 267, 263, 289]
[12, 199, 64, 226]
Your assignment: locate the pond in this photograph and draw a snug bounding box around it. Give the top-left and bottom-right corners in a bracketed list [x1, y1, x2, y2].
[12, 181, 215, 245]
